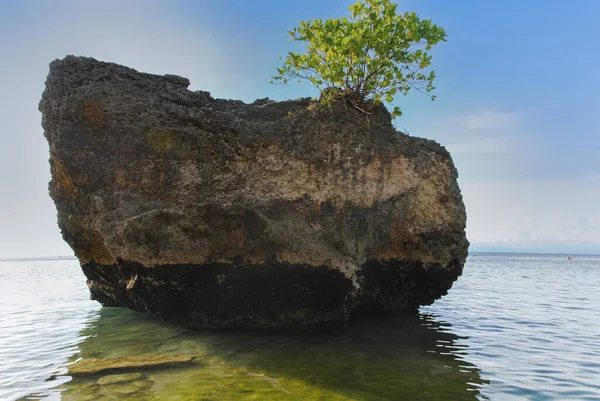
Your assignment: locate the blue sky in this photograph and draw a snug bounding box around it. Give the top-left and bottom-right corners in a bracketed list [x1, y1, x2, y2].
[1, 0, 599, 257]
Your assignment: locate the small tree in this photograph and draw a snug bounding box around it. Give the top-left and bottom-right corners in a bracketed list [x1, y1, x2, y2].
[271, 0, 446, 118]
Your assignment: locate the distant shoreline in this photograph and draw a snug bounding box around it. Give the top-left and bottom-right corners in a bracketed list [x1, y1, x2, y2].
[471, 251, 600, 257]
[1, 252, 599, 262]
[0, 255, 78, 262]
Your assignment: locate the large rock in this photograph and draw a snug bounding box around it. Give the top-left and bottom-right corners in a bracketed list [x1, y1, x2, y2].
[40, 56, 468, 330]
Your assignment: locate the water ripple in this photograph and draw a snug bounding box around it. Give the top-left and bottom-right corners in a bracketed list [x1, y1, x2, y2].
[423, 253, 600, 400]
[2, 254, 600, 400]
[0, 260, 100, 401]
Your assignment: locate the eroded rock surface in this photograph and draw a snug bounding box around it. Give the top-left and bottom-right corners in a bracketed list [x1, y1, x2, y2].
[40, 56, 468, 330]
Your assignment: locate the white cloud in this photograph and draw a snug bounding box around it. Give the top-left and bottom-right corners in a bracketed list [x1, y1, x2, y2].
[446, 135, 524, 155]
[405, 108, 539, 181]
[461, 173, 600, 249]
[441, 110, 600, 251]
[462, 110, 520, 130]
[411, 109, 525, 147]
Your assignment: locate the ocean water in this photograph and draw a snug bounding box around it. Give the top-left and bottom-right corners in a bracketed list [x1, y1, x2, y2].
[1, 253, 599, 400]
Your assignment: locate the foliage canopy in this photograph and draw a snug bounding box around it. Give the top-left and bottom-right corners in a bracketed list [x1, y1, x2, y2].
[272, 0, 447, 118]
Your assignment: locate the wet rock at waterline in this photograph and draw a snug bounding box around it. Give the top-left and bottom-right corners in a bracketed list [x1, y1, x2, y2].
[40, 56, 468, 330]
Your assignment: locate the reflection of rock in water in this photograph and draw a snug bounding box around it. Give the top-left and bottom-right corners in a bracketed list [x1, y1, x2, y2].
[61, 308, 487, 401]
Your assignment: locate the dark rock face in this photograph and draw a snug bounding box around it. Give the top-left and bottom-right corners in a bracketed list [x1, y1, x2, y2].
[40, 56, 468, 330]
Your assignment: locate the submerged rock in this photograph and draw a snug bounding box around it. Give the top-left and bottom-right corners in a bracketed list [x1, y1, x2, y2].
[40, 56, 468, 331]
[96, 372, 143, 385]
[68, 355, 196, 376]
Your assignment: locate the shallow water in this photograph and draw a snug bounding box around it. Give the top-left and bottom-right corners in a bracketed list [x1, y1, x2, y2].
[1, 254, 599, 400]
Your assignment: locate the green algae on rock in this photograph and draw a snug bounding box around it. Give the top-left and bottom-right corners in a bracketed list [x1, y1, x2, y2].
[96, 372, 143, 385]
[40, 55, 468, 331]
[68, 355, 197, 376]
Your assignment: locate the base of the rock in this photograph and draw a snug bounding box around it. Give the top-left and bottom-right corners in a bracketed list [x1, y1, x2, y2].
[82, 259, 462, 331]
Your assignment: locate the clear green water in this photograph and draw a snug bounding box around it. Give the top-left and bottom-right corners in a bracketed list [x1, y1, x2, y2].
[2, 254, 600, 400]
[57, 309, 484, 401]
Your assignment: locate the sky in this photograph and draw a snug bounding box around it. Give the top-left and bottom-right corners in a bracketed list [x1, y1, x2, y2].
[0, 0, 599, 257]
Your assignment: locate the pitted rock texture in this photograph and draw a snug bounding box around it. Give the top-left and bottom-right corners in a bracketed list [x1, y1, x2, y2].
[40, 56, 468, 330]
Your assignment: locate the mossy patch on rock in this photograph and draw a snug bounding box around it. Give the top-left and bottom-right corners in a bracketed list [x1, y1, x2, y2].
[146, 128, 175, 153]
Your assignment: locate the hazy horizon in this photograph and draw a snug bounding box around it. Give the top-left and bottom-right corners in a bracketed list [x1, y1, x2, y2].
[3, 249, 600, 262]
[1, 0, 599, 258]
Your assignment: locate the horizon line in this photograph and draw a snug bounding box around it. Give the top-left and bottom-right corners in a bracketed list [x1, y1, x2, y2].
[2, 251, 600, 261]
